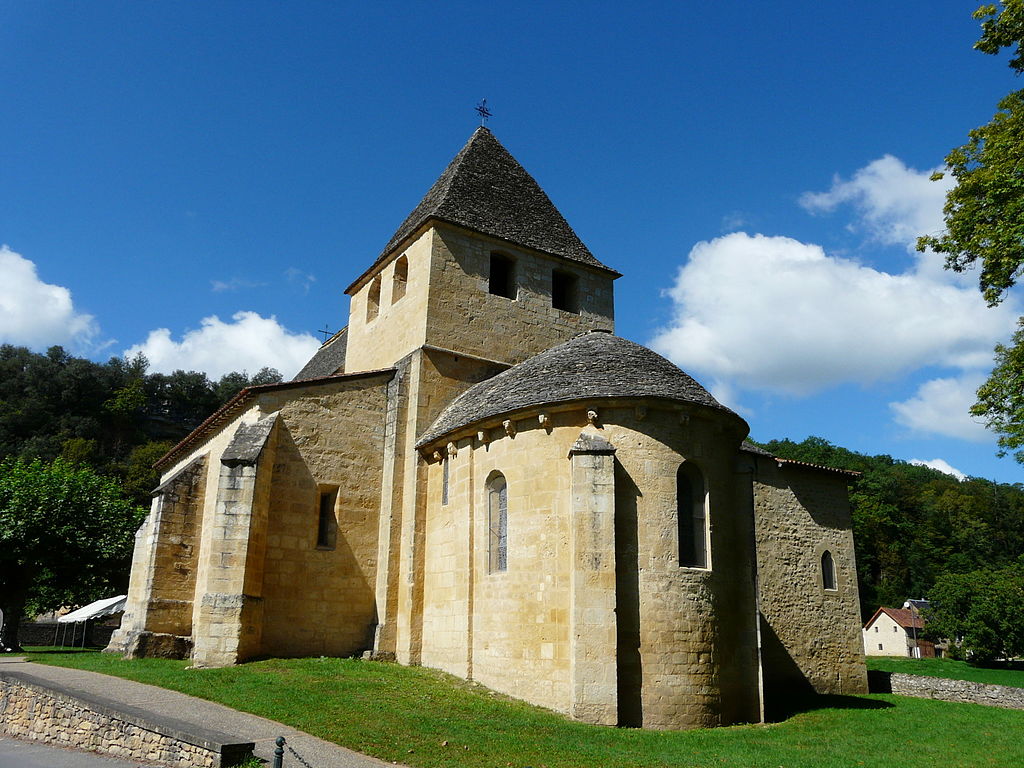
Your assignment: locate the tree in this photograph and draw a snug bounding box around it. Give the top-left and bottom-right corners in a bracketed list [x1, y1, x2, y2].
[972, 318, 1024, 462]
[0, 457, 145, 651]
[927, 560, 1024, 662]
[917, 2, 1024, 463]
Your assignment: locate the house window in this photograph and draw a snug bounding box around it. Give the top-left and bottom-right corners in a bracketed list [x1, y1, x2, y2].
[441, 456, 449, 506]
[551, 269, 579, 313]
[316, 489, 338, 549]
[392, 255, 408, 304]
[489, 253, 516, 299]
[677, 463, 708, 568]
[821, 550, 837, 590]
[894, 626, 899, 633]
[878, 644, 883, 651]
[366, 276, 381, 321]
[487, 472, 508, 572]
[875, 626, 879, 633]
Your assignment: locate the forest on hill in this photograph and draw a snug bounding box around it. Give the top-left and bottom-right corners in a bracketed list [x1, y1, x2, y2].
[0, 344, 282, 505]
[1, 344, 1022, 620]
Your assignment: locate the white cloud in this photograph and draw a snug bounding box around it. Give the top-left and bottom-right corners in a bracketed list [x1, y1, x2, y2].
[799, 155, 953, 248]
[211, 277, 266, 293]
[908, 458, 968, 481]
[890, 374, 992, 443]
[285, 268, 316, 294]
[125, 311, 320, 380]
[650, 232, 1014, 396]
[0, 245, 98, 350]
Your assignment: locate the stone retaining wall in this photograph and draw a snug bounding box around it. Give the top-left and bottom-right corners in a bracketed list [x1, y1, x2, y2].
[0, 671, 253, 767]
[869, 670, 1024, 709]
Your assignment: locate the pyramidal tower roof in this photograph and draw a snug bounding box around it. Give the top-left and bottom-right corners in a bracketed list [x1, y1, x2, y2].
[368, 127, 617, 277]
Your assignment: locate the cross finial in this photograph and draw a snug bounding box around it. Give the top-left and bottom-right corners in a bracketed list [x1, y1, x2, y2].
[475, 99, 492, 125]
[317, 326, 334, 341]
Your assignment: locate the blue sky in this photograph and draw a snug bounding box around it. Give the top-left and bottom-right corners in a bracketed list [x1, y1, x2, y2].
[1, 1, 1021, 483]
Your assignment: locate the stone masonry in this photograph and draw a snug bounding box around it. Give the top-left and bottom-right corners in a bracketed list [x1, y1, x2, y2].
[0, 672, 253, 767]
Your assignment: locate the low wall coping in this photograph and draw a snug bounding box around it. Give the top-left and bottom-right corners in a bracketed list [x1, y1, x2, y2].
[0, 669, 255, 759]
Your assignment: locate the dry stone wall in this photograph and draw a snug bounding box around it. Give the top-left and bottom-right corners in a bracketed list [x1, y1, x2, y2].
[0, 673, 252, 767]
[872, 671, 1024, 709]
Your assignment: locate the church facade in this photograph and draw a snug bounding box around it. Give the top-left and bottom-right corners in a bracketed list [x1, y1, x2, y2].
[107, 128, 867, 729]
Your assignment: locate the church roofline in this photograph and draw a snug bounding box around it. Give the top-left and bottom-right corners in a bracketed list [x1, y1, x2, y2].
[154, 367, 395, 471]
[346, 127, 618, 294]
[416, 331, 745, 448]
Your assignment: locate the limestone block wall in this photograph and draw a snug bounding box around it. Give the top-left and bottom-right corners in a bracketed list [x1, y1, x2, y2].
[417, 401, 759, 730]
[752, 461, 868, 706]
[254, 375, 391, 657]
[425, 225, 615, 366]
[106, 457, 207, 656]
[599, 408, 759, 730]
[345, 231, 432, 373]
[420, 414, 578, 714]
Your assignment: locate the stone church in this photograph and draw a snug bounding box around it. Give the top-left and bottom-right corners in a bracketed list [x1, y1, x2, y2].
[107, 127, 868, 729]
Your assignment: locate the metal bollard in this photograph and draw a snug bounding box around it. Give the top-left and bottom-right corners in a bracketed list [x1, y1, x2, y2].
[273, 736, 286, 768]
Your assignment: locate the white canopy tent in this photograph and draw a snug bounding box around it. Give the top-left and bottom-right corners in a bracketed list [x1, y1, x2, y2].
[54, 595, 127, 648]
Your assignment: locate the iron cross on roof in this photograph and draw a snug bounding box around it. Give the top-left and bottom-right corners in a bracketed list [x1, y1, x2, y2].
[475, 99, 492, 125]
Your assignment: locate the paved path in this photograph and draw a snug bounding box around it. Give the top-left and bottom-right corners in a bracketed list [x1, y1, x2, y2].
[0, 656, 403, 768]
[0, 735, 149, 767]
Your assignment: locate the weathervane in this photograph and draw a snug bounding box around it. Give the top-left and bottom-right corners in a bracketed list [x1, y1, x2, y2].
[317, 326, 334, 342]
[475, 99, 492, 125]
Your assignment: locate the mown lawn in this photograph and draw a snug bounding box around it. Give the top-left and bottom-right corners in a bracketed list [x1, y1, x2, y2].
[20, 649, 1024, 768]
[866, 656, 1024, 688]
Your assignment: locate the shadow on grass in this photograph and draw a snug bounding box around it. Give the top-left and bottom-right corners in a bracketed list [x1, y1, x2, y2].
[768, 692, 894, 721]
[20, 647, 102, 655]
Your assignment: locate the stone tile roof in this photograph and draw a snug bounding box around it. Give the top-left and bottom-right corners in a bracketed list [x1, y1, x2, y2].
[292, 327, 347, 380]
[417, 330, 740, 447]
[361, 127, 617, 285]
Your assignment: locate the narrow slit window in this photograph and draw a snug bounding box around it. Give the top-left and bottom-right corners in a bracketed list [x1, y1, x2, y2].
[488, 473, 508, 572]
[441, 456, 449, 506]
[677, 463, 707, 568]
[489, 253, 516, 299]
[821, 550, 837, 591]
[551, 269, 579, 312]
[392, 255, 408, 304]
[366, 276, 381, 321]
[317, 489, 338, 549]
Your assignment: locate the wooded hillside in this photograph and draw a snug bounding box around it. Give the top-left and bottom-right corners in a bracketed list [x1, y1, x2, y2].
[758, 436, 1024, 618]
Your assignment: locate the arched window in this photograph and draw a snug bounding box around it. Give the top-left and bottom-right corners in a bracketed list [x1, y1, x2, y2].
[677, 463, 707, 568]
[487, 472, 508, 572]
[392, 255, 408, 304]
[821, 550, 837, 590]
[489, 253, 516, 299]
[366, 275, 381, 321]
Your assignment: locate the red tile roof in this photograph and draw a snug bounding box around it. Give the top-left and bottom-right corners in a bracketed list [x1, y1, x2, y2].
[864, 605, 925, 630]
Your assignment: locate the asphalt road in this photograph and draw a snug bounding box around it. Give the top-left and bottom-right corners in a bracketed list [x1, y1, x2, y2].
[0, 736, 155, 767]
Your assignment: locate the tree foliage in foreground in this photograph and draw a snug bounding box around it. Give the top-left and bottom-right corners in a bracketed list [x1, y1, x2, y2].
[0, 457, 146, 650]
[758, 436, 1024, 618]
[927, 560, 1024, 662]
[917, 2, 1024, 463]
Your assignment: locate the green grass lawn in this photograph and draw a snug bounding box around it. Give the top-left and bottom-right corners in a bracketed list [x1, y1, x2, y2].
[866, 656, 1024, 688]
[18, 648, 1024, 768]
